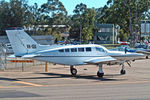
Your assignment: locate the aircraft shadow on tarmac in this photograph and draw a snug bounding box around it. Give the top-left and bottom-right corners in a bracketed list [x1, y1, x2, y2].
[15, 73, 126, 82]
[0, 77, 19, 81]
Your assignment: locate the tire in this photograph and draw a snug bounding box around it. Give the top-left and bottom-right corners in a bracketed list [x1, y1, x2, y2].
[71, 68, 77, 76]
[97, 71, 104, 77]
[120, 69, 126, 75]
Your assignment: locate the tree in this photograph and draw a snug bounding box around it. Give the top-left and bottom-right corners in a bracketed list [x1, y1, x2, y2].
[40, 0, 68, 41]
[82, 8, 96, 41]
[40, 0, 67, 25]
[0, 0, 10, 35]
[9, 0, 28, 27]
[97, 0, 150, 42]
[70, 3, 96, 42]
[0, 0, 32, 35]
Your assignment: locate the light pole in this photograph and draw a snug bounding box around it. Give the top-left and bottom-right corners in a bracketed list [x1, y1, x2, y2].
[134, 0, 139, 43]
[80, 19, 82, 44]
[79, 15, 82, 44]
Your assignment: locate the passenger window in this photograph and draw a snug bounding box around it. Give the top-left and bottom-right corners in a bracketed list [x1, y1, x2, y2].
[59, 49, 64, 52]
[71, 48, 77, 52]
[65, 48, 69, 52]
[78, 48, 84, 52]
[86, 47, 91, 52]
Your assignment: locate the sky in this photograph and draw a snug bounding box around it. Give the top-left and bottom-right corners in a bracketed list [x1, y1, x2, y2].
[28, 0, 108, 15]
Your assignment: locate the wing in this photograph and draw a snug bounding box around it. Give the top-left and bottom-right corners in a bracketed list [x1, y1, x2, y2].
[84, 56, 116, 64]
[136, 51, 150, 55]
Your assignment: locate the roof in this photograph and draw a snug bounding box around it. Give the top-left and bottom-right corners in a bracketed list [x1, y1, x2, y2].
[6, 27, 23, 30]
[96, 24, 114, 28]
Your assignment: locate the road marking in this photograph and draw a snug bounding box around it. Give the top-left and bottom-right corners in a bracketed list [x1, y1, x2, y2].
[0, 80, 150, 89]
[0, 86, 4, 88]
[42, 80, 150, 87]
[15, 81, 43, 87]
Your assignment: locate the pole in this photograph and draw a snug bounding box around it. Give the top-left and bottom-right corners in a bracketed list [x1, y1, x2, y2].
[80, 20, 82, 44]
[22, 62, 24, 72]
[112, 24, 115, 44]
[45, 62, 48, 72]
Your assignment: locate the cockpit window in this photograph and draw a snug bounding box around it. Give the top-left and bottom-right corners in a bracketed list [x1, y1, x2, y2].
[86, 47, 91, 52]
[96, 47, 105, 52]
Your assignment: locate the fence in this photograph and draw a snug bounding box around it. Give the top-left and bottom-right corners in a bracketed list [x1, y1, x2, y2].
[0, 44, 49, 72]
[0, 43, 6, 70]
[5, 58, 46, 72]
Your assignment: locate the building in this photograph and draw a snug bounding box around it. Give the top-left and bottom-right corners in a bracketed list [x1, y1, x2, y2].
[24, 25, 70, 40]
[94, 24, 120, 44]
[141, 20, 150, 38]
[32, 35, 54, 45]
[0, 35, 54, 45]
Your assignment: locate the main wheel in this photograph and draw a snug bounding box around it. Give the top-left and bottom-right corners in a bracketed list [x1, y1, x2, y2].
[120, 69, 126, 75]
[71, 68, 77, 76]
[146, 56, 148, 59]
[97, 71, 104, 77]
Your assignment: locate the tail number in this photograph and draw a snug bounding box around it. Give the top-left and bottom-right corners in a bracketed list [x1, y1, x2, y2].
[27, 44, 37, 49]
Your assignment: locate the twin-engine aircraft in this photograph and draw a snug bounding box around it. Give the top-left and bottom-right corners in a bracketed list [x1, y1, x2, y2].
[6, 28, 145, 77]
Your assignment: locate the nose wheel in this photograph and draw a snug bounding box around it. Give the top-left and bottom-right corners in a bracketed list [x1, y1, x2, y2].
[97, 71, 104, 77]
[70, 66, 77, 76]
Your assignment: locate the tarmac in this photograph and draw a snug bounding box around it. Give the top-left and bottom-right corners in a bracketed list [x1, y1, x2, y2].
[0, 59, 150, 100]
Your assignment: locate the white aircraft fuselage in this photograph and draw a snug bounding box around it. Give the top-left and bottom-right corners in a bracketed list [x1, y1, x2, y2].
[28, 44, 144, 66]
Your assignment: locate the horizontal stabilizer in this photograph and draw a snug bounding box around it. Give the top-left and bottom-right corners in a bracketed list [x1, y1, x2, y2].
[8, 54, 38, 58]
[85, 56, 116, 64]
[21, 54, 38, 58]
[8, 54, 16, 58]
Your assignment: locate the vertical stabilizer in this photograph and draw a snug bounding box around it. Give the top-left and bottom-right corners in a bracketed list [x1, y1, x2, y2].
[6, 28, 39, 56]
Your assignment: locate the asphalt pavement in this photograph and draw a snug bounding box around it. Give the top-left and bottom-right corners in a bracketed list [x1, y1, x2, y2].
[0, 59, 150, 100]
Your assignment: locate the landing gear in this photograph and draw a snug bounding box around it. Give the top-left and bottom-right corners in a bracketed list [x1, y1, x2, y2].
[146, 56, 148, 59]
[97, 64, 104, 77]
[70, 66, 77, 76]
[120, 64, 126, 75]
[120, 69, 126, 74]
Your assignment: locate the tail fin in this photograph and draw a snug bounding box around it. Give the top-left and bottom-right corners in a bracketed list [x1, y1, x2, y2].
[6, 27, 39, 56]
